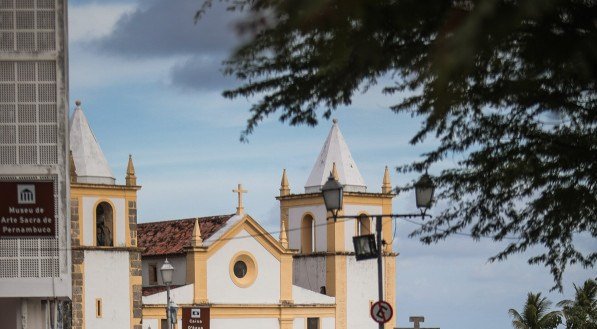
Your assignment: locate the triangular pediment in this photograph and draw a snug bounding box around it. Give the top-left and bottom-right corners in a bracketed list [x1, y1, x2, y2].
[206, 214, 288, 261]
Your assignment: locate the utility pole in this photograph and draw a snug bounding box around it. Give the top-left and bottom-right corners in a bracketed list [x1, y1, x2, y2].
[376, 215, 384, 329]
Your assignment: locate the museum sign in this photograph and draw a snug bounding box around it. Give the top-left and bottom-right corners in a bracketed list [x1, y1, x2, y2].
[0, 181, 56, 237]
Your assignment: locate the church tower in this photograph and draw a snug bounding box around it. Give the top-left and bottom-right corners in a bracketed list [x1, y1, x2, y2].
[68, 101, 142, 329]
[277, 120, 397, 329]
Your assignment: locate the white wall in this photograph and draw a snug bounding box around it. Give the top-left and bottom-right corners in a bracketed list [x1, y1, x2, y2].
[142, 318, 158, 329]
[346, 256, 381, 329]
[322, 317, 335, 329]
[343, 205, 382, 251]
[84, 250, 131, 328]
[293, 317, 304, 329]
[288, 205, 328, 252]
[207, 228, 280, 304]
[212, 318, 279, 329]
[292, 256, 326, 294]
[82, 196, 127, 246]
[141, 256, 187, 286]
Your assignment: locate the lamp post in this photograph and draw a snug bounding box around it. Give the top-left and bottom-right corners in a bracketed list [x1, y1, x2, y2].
[322, 172, 435, 329]
[160, 259, 175, 329]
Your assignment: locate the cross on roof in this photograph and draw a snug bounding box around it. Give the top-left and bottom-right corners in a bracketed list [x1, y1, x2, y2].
[233, 183, 248, 215]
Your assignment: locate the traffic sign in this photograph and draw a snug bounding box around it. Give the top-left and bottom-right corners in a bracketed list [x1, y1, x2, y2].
[370, 301, 393, 324]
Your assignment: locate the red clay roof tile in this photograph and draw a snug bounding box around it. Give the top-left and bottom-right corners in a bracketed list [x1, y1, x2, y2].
[138, 214, 234, 257]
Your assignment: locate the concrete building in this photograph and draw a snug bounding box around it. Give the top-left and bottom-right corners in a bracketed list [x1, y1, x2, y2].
[0, 0, 71, 327]
[68, 101, 143, 329]
[278, 120, 397, 329]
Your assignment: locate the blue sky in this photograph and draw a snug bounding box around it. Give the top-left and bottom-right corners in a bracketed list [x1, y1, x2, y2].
[68, 1, 594, 328]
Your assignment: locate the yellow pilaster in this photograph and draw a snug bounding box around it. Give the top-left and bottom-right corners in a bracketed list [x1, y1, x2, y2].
[381, 197, 393, 252]
[280, 254, 293, 303]
[326, 255, 347, 329]
[384, 256, 397, 329]
[326, 210, 345, 252]
[186, 247, 208, 304]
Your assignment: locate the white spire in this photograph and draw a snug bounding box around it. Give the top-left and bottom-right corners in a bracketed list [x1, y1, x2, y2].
[305, 119, 366, 193]
[69, 100, 115, 185]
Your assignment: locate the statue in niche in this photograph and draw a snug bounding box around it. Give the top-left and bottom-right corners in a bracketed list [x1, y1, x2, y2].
[96, 203, 113, 246]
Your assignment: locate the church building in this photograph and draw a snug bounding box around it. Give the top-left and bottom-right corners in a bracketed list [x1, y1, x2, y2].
[66, 100, 398, 329]
[138, 120, 397, 329]
[68, 101, 142, 329]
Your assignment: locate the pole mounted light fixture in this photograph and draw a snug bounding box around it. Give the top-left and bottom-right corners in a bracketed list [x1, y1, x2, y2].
[321, 170, 435, 328]
[160, 259, 175, 329]
[414, 171, 435, 211]
[321, 172, 343, 220]
[160, 258, 174, 286]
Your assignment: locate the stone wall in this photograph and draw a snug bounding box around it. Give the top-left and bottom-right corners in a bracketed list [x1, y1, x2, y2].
[71, 197, 84, 329]
[71, 198, 80, 247]
[71, 250, 84, 329]
[128, 200, 137, 247]
[129, 200, 142, 329]
[130, 251, 142, 329]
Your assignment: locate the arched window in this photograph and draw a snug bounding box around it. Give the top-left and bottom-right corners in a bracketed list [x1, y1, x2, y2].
[96, 202, 114, 246]
[356, 214, 371, 236]
[301, 214, 315, 254]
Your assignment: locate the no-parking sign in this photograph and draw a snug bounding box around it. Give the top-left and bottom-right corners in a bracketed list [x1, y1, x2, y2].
[370, 300, 393, 324]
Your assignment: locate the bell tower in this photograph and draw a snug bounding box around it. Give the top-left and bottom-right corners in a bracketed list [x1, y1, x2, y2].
[277, 120, 397, 329]
[69, 101, 143, 329]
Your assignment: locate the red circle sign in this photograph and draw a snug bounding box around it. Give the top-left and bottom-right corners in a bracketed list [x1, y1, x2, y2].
[370, 301, 393, 324]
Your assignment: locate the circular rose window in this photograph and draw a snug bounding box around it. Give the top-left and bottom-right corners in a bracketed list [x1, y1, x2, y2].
[229, 252, 258, 288]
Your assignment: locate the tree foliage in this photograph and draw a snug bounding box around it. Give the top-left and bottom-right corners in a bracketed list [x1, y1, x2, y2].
[509, 292, 562, 329]
[199, 0, 597, 289]
[558, 279, 597, 328]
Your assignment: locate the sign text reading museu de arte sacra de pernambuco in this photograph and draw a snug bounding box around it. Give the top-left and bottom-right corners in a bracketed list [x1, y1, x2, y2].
[0, 181, 56, 237]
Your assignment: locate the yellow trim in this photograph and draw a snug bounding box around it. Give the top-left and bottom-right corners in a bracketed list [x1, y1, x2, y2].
[92, 198, 117, 247]
[95, 298, 102, 318]
[326, 255, 347, 329]
[384, 256, 397, 329]
[229, 251, 258, 288]
[206, 215, 290, 261]
[326, 209, 345, 252]
[143, 304, 335, 318]
[280, 253, 293, 303]
[71, 185, 139, 198]
[186, 247, 208, 304]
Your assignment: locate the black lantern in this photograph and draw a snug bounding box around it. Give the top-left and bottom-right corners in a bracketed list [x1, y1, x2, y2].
[414, 173, 435, 209]
[353, 234, 378, 261]
[321, 173, 343, 219]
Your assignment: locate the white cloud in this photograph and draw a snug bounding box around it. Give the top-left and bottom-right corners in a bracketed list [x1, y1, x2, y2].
[69, 3, 136, 43]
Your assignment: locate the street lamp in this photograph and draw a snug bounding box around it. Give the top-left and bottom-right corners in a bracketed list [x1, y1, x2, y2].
[414, 172, 434, 211]
[160, 259, 175, 329]
[322, 172, 435, 328]
[321, 173, 343, 220]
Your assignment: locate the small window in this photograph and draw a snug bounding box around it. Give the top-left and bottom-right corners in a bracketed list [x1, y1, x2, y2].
[148, 263, 157, 285]
[95, 299, 102, 318]
[301, 214, 315, 253]
[233, 260, 247, 278]
[356, 214, 370, 236]
[307, 317, 320, 329]
[229, 252, 258, 288]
